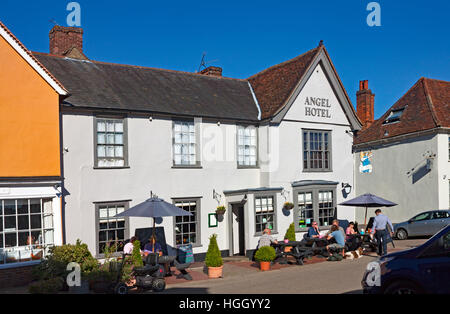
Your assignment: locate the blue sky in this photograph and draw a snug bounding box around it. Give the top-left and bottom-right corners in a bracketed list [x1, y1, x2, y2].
[2, 0, 449, 118]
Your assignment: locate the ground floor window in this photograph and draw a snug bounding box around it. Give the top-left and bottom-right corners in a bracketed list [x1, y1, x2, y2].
[0, 198, 54, 265]
[255, 195, 276, 234]
[174, 199, 200, 246]
[294, 186, 337, 231]
[96, 202, 129, 256]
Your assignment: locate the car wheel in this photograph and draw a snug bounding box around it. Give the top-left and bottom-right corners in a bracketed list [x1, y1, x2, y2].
[396, 229, 408, 240]
[384, 281, 423, 295]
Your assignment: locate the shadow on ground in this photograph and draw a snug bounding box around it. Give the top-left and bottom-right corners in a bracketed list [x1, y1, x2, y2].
[161, 287, 210, 294]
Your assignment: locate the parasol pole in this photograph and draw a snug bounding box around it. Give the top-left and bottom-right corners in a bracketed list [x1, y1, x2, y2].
[364, 206, 368, 226]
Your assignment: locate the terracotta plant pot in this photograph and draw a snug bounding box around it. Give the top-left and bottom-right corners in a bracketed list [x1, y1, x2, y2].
[259, 261, 271, 271]
[208, 265, 223, 279]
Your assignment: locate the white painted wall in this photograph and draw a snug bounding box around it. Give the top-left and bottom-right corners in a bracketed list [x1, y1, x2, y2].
[62, 114, 260, 256]
[354, 134, 440, 223]
[61, 62, 358, 256]
[437, 133, 450, 209]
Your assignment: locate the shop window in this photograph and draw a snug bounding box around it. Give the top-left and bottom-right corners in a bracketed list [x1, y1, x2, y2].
[0, 198, 54, 265]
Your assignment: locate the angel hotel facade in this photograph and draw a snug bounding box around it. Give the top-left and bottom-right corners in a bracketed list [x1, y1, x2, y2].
[8, 20, 433, 284]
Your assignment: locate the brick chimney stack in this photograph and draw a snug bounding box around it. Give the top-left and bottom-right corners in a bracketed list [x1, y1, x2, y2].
[199, 66, 222, 77]
[49, 26, 83, 57]
[356, 80, 375, 129]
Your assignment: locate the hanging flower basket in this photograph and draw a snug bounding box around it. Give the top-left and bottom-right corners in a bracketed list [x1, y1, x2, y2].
[283, 202, 294, 210]
[215, 206, 226, 215]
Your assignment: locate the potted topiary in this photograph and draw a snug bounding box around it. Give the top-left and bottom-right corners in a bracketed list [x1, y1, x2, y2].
[215, 205, 226, 216]
[283, 202, 294, 210]
[205, 234, 223, 279]
[284, 223, 296, 252]
[254, 246, 276, 271]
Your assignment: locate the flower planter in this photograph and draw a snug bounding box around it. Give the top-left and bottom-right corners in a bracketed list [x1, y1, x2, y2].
[259, 261, 271, 271]
[208, 265, 223, 279]
[283, 203, 294, 210]
[215, 210, 226, 216]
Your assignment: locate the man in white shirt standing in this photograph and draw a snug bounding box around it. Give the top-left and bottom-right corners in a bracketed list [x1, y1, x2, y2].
[371, 209, 394, 256]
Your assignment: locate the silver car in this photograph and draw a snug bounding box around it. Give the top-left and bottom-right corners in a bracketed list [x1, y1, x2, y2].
[394, 210, 450, 240]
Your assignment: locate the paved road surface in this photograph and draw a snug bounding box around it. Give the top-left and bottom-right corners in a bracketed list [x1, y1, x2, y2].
[163, 238, 427, 294]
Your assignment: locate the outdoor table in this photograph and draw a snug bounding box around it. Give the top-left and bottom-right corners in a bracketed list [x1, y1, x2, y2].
[348, 233, 394, 253]
[271, 241, 314, 265]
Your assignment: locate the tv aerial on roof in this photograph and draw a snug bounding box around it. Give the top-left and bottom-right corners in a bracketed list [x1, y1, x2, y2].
[49, 19, 60, 26]
[196, 52, 219, 73]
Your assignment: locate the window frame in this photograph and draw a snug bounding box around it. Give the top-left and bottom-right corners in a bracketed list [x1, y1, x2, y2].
[172, 119, 201, 168]
[293, 185, 337, 232]
[0, 198, 55, 266]
[236, 124, 259, 169]
[94, 201, 130, 258]
[302, 129, 332, 172]
[172, 197, 202, 248]
[253, 193, 278, 236]
[383, 107, 406, 125]
[93, 116, 129, 169]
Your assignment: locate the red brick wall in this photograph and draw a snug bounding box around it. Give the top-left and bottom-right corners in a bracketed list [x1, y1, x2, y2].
[356, 80, 375, 129]
[49, 26, 83, 56]
[0, 265, 34, 289]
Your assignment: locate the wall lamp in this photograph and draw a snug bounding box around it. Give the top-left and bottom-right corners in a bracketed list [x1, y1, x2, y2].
[341, 182, 352, 194]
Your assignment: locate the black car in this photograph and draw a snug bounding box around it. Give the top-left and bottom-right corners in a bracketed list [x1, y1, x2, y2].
[362, 225, 450, 294]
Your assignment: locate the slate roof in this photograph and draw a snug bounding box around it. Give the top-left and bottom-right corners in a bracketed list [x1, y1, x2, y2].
[33, 52, 260, 121]
[354, 77, 450, 146]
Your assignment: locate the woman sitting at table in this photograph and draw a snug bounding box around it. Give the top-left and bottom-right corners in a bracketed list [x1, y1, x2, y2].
[346, 222, 357, 240]
[144, 235, 162, 256]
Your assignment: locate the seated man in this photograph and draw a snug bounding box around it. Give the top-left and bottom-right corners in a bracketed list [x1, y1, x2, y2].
[258, 228, 278, 248]
[307, 221, 321, 238]
[144, 235, 162, 256]
[326, 219, 346, 239]
[326, 225, 345, 257]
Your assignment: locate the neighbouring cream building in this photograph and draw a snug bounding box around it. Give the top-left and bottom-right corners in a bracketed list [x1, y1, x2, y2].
[353, 78, 450, 223]
[2, 23, 363, 262]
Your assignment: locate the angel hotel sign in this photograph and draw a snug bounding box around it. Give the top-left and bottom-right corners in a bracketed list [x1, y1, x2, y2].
[304, 97, 332, 118]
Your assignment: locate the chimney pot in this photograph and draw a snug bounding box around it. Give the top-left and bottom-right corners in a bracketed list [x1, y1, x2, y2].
[199, 66, 222, 77]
